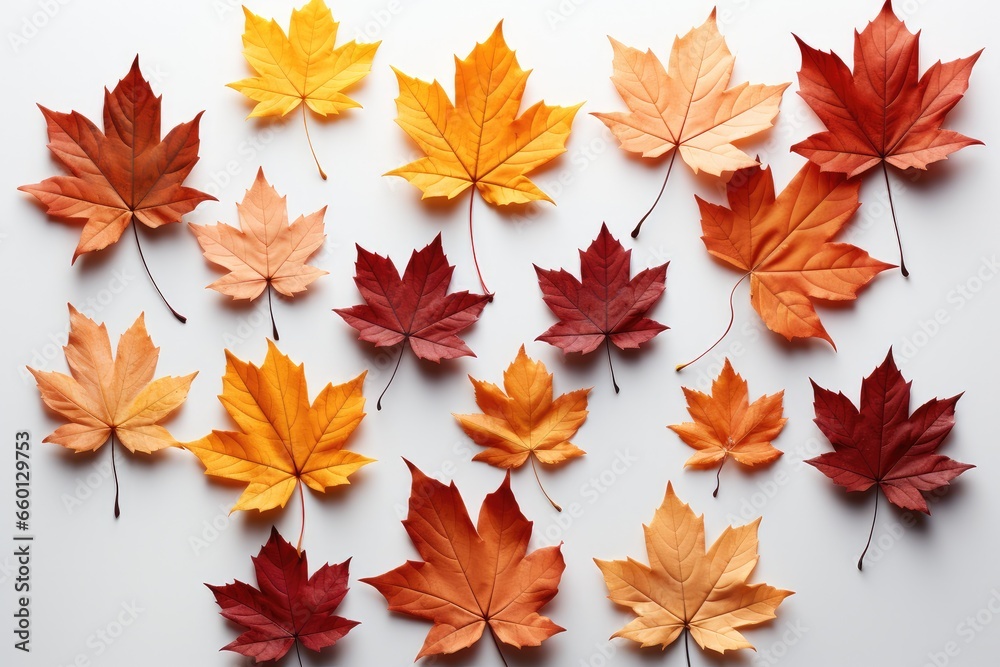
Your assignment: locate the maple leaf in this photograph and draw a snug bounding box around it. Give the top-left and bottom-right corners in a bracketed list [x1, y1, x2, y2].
[362, 461, 565, 662]
[792, 0, 983, 275]
[593, 10, 788, 237]
[184, 341, 371, 550]
[669, 359, 786, 497]
[595, 482, 792, 661]
[805, 348, 972, 569]
[679, 161, 893, 369]
[454, 345, 590, 510]
[534, 223, 668, 393]
[334, 234, 490, 409]
[208, 526, 358, 664]
[229, 0, 380, 179]
[28, 305, 196, 517]
[387, 21, 583, 295]
[190, 168, 327, 340]
[18, 57, 214, 322]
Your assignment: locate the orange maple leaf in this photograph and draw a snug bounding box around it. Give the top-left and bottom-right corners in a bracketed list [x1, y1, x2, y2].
[184, 341, 371, 550]
[453, 345, 590, 510]
[596, 482, 792, 657]
[362, 462, 564, 662]
[792, 1, 983, 275]
[669, 359, 785, 496]
[19, 57, 214, 321]
[190, 168, 327, 340]
[679, 161, 893, 369]
[28, 305, 197, 517]
[387, 21, 583, 295]
[593, 10, 788, 236]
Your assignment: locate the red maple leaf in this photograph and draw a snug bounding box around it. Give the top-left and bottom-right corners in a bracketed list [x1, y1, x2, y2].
[534, 223, 667, 392]
[19, 56, 214, 321]
[335, 234, 489, 408]
[207, 527, 358, 664]
[805, 349, 973, 569]
[792, 1, 982, 275]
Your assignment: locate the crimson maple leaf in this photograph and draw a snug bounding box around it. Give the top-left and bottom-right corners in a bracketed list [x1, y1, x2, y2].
[335, 234, 489, 409]
[207, 527, 358, 664]
[19, 56, 214, 321]
[534, 223, 667, 392]
[805, 349, 972, 569]
[792, 1, 983, 275]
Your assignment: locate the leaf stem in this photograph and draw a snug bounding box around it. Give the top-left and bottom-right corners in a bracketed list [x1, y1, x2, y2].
[683, 627, 692, 667]
[294, 638, 304, 667]
[302, 104, 327, 180]
[296, 479, 306, 554]
[676, 273, 748, 372]
[132, 218, 186, 323]
[529, 455, 562, 512]
[110, 431, 121, 519]
[605, 338, 620, 394]
[377, 345, 404, 411]
[468, 189, 493, 301]
[882, 162, 908, 277]
[632, 149, 678, 238]
[488, 627, 510, 667]
[713, 455, 728, 498]
[267, 283, 279, 341]
[858, 491, 879, 571]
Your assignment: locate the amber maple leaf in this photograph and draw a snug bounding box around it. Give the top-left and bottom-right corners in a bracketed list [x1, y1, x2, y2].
[185, 341, 371, 550]
[28, 305, 197, 517]
[454, 345, 590, 510]
[792, 0, 982, 275]
[334, 234, 490, 409]
[362, 461, 564, 662]
[593, 10, 788, 236]
[596, 482, 792, 660]
[208, 526, 358, 663]
[387, 21, 583, 295]
[190, 168, 327, 340]
[229, 0, 379, 178]
[535, 223, 668, 392]
[680, 161, 893, 369]
[19, 57, 214, 322]
[805, 349, 972, 569]
[669, 359, 785, 497]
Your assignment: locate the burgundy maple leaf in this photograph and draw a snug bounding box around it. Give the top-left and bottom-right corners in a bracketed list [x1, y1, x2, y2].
[534, 223, 668, 392]
[805, 349, 973, 569]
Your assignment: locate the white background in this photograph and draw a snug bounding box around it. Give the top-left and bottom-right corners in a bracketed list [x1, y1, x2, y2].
[3, 0, 999, 665]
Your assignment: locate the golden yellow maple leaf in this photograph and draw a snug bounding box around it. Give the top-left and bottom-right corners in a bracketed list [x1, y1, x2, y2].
[669, 358, 785, 496]
[593, 10, 788, 236]
[29, 305, 197, 516]
[453, 345, 589, 510]
[596, 482, 791, 656]
[387, 21, 583, 294]
[228, 0, 379, 177]
[185, 341, 371, 546]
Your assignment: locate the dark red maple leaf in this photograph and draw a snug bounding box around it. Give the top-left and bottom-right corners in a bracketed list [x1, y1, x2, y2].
[19, 56, 214, 321]
[805, 349, 972, 569]
[792, 0, 983, 275]
[207, 527, 358, 665]
[534, 223, 667, 392]
[334, 234, 490, 409]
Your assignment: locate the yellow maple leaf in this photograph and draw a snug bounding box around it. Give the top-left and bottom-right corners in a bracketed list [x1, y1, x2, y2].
[387, 21, 583, 295]
[29, 305, 197, 516]
[596, 482, 792, 656]
[669, 358, 785, 497]
[228, 0, 380, 178]
[453, 345, 589, 510]
[593, 9, 788, 236]
[185, 341, 371, 548]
